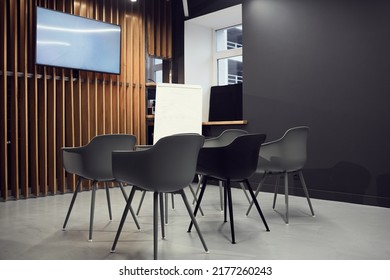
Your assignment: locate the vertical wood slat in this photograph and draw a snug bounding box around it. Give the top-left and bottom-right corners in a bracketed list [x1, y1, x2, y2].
[65, 70, 76, 191]
[53, 0, 67, 194]
[155, 1, 162, 58]
[19, 0, 29, 198]
[30, 0, 40, 197]
[145, 0, 172, 59]
[135, 2, 141, 137]
[120, 0, 126, 136]
[139, 3, 146, 145]
[47, 68, 56, 194]
[105, 1, 113, 135]
[128, 2, 134, 135]
[10, 0, 20, 199]
[57, 69, 66, 193]
[39, 67, 48, 196]
[161, 1, 167, 57]
[166, 1, 172, 59]
[48, 0, 59, 194]
[0, 0, 8, 200]
[56, 0, 67, 194]
[79, 0, 91, 146]
[147, 0, 155, 57]
[73, 2, 82, 149]
[38, 0, 48, 196]
[113, 0, 121, 134]
[67, 2, 77, 192]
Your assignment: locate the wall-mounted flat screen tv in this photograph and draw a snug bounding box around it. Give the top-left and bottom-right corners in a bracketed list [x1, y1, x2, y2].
[35, 6, 121, 75]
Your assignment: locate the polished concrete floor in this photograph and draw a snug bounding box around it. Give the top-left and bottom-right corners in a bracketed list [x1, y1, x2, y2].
[1, 184, 390, 260]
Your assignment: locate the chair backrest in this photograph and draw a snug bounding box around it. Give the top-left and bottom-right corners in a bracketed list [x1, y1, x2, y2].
[204, 129, 248, 147]
[62, 134, 136, 180]
[259, 126, 309, 172]
[112, 134, 204, 193]
[197, 133, 267, 180]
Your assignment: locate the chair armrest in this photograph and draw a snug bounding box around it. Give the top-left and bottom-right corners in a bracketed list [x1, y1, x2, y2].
[260, 141, 282, 159]
[62, 147, 85, 176]
[258, 140, 284, 172]
[135, 145, 153, 151]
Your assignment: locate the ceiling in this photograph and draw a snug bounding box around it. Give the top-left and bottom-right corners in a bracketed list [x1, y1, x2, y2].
[183, 0, 242, 19]
[187, 0, 212, 12]
[185, 4, 242, 30]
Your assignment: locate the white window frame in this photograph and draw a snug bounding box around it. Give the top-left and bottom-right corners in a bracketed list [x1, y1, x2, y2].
[213, 25, 243, 86]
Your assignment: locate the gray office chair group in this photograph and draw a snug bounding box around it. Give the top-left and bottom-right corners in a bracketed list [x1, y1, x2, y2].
[61, 126, 315, 258]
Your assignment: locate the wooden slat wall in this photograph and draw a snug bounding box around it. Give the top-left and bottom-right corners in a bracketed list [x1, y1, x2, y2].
[10, 0, 20, 199]
[146, 0, 172, 59]
[0, 0, 173, 201]
[0, 0, 8, 200]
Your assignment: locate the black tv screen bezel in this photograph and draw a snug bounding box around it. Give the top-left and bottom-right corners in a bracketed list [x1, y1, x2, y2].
[35, 6, 122, 75]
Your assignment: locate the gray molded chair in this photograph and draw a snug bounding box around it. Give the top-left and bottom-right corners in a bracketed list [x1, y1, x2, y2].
[62, 134, 140, 241]
[189, 133, 269, 244]
[137, 130, 248, 220]
[194, 129, 250, 211]
[110, 134, 208, 260]
[246, 126, 315, 224]
[134, 145, 202, 222]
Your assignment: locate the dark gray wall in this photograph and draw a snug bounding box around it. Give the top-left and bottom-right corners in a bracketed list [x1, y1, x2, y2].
[243, 0, 390, 207]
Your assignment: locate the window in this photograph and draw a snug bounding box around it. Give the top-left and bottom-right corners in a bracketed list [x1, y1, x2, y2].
[215, 25, 243, 85]
[146, 56, 163, 83]
[153, 58, 163, 83]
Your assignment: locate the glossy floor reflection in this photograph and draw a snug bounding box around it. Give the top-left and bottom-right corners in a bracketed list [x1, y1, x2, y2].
[1, 185, 390, 260]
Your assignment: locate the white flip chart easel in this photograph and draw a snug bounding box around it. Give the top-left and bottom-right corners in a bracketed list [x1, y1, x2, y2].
[153, 83, 203, 144]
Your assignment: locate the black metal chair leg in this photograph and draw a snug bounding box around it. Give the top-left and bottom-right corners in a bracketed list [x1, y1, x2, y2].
[272, 175, 280, 209]
[224, 181, 228, 222]
[298, 171, 315, 216]
[153, 192, 159, 260]
[284, 172, 289, 224]
[225, 180, 236, 244]
[246, 172, 267, 215]
[160, 193, 165, 239]
[219, 181, 224, 211]
[105, 182, 112, 220]
[119, 184, 142, 230]
[63, 177, 82, 230]
[89, 181, 97, 241]
[118, 183, 140, 230]
[192, 174, 203, 204]
[164, 193, 169, 225]
[180, 190, 209, 253]
[111, 187, 136, 252]
[245, 179, 270, 231]
[136, 191, 146, 215]
[188, 176, 207, 232]
[188, 184, 204, 216]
